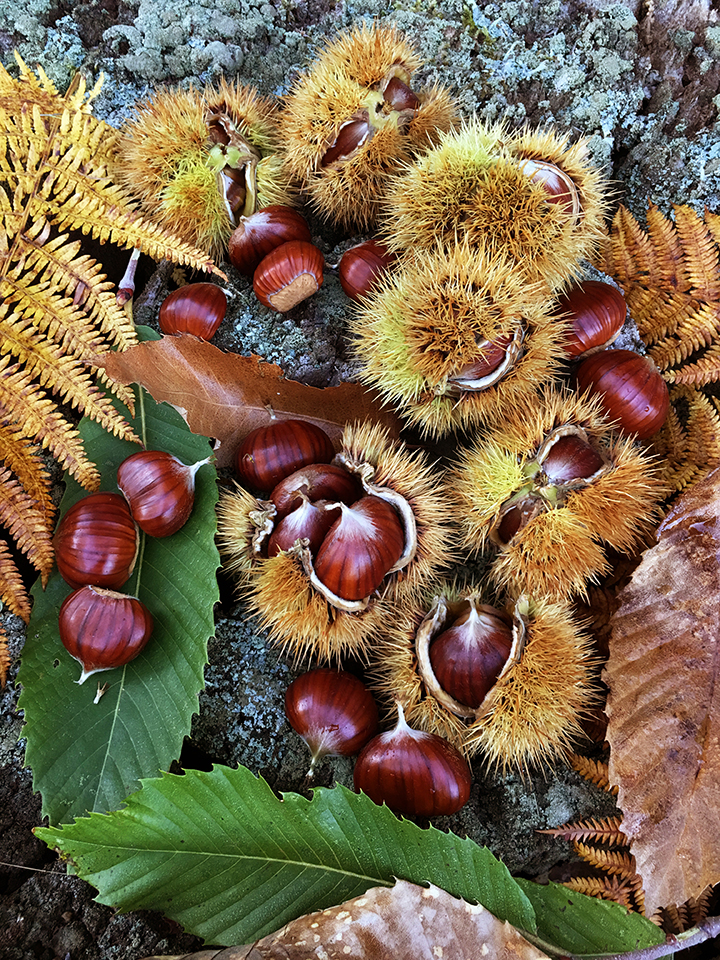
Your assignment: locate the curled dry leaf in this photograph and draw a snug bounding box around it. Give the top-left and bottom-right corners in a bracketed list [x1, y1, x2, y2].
[605, 465, 720, 915]
[139, 880, 549, 960]
[97, 336, 402, 467]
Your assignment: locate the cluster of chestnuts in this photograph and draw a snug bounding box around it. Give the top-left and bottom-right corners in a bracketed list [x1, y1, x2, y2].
[111, 22, 678, 811]
[54, 451, 207, 687]
[285, 667, 471, 818]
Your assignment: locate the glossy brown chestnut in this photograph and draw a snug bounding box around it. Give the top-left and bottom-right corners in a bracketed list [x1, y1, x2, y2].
[354, 703, 472, 818]
[540, 434, 605, 483]
[267, 497, 337, 557]
[270, 463, 361, 520]
[158, 283, 227, 340]
[430, 603, 512, 709]
[228, 205, 312, 276]
[117, 450, 204, 537]
[557, 280, 626, 358]
[313, 495, 405, 602]
[236, 419, 335, 492]
[253, 240, 325, 312]
[321, 117, 371, 167]
[574, 348, 670, 439]
[338, 239, 396, 301]
[59, 585, 153, 684]
[285, 668, 379, 773]
[518, 158, 579, 218]
[54, 492, 139, 590]
[382, 76, 420, 111]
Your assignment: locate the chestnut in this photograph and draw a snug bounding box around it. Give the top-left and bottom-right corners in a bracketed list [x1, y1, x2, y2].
[53, 492, 139, 590]
[236, 419, 335, 492]
[228, 205, 312, 276]
[354, 702, 472, 818]
[117, 450, 207, 537]
[429, 602, 512, 709]
[285, 667, 379, 773]
[267, 496, 337, 557]
[313, 495, 405, 602]
[518, 157, 580, 219]
[158, 282, 227, 340]
[574, 348, 670, 439]
[538, 431, 606, 483]
[59, 585, 153, 685]
[337, 239, 396, 301]
[556, 280, 626, 358]
[253, 240, 325, 312]
[270, 463, 361, 520]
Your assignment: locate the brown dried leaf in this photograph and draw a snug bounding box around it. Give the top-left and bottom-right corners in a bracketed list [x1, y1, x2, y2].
[140, 881, 549, 960]
[605, 465, 720, 915]
[97, 336, 402, 467]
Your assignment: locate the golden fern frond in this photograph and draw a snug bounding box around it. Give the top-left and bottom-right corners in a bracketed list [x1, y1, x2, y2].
[606, 204, 657, 286]
[0, 538, 31, 621]
[664, 341, 720, 385]
[567, 754, 619, 794]
[673, 204, 720, 298]
[564, 875, 636, 908]
[645, 204, 691, 293]
[0, 466, 54, 583]
[623, 287, 699, 346]
[648, 302, 720, 371]
[0, 53, 229, 621]
[0, 622, 9, 687]
[537, 815, 628, 845]
[0, 357, 99, 490]
[651, 399, 703, 493]
[0, 422, 54, 525]
[573, 842, 637, 877]
[683, 386, 720, 466]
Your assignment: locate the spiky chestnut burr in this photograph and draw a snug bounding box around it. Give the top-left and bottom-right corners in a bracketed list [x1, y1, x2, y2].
[216, 420, 454, 664]
[369, 584, 598, 770]
[381, 119, 609, 292]
[115, 78, 293, 259]
[280, 23, 458, 232]
[449, 386, 666, 600]
[350, 239, 566, 438]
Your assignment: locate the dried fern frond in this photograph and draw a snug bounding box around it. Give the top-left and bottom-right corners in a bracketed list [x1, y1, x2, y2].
[568, 754, 619, 795]
[564, 874, 636, 908]
[538, 815, 628, 845]
[0, 53, 224, 621]
[0, 622, 9, 687]
[573, 841, 636, 877]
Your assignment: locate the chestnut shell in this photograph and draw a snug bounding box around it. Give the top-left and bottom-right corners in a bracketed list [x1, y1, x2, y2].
[53, 492, 139, 590]
[59, 585, 154, 684]
[236, 419, 335, 492]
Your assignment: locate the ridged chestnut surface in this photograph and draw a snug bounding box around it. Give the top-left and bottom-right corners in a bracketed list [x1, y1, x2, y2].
[540, 433, 605, 483]
[253, 240, 325, 312]
[313, 495, 405, 602]
[267, 497, 337, 557]
[557, 280, 626, 358]
[117, 450, 204, 537]
[270, 463, 361, 520]
[574, 348, 670, 439]
[59, 585, 153, 684]
[236, 419, 335, 492]
[228, 205, 312, 276]
[429, 603, 512, 709]
[158, 282, 227, 340]
[54, 492, 138, 589]
[354, 703, 472, 818]
[338, 239, 395, 301]
[285, 668, 379, 773]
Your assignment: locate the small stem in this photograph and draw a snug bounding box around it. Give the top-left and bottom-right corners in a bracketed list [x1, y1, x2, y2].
[116, 246, 141, 304]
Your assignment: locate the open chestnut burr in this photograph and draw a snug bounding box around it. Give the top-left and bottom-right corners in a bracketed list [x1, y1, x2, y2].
[216, 419, 453, 663]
